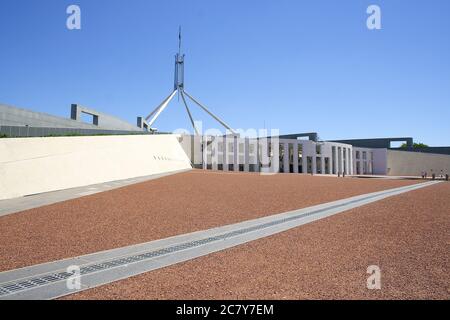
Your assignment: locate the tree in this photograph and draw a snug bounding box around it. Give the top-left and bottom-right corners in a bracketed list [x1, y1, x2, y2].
[400, 142, 429, 149]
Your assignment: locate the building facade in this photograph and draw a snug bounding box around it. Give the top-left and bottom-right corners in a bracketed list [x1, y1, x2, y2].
[179, 134, 375, 176]
[179, 133, 450, 177]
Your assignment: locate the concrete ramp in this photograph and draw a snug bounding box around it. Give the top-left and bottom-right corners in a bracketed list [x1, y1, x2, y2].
[0, 134, 191, 200]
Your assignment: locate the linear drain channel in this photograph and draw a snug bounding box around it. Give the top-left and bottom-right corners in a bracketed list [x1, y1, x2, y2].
[0, 183, 432, 298]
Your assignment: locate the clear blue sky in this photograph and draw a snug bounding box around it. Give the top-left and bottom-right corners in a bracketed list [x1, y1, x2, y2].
[1, 0, 449, 145]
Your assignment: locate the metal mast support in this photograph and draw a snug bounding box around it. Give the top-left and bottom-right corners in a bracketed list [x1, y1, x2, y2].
[183, 91, 236, 135]
[145, 90, 176, 121]
[180, 91, 199, 135]
[146, 89, 177, 128]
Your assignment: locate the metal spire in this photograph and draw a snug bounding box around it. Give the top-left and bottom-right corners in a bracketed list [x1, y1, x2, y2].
[145, 28, 236, 135]
[178, 26, 182, 56]
[174, 26, 185, 96]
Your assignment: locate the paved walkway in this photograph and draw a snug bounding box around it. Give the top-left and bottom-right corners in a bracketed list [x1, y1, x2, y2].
[0, 169, 190, 217]
[0, 180, 439, 300]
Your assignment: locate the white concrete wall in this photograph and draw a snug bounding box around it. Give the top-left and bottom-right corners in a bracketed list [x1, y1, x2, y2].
[386, 149, 450, 176]
[0, 134, 191, 200]
[372, 148, 388, 175]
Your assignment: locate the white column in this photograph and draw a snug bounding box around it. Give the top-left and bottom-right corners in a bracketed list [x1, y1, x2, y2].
[255, 140, 260, 172]
[283, 142, 289, 173]
[254, 139, 260, 172]
[212, 138, 218, 171]
[333, 147, 338, 175]
[217, 137, 225, 171]
[223, 136, 228, 171]
[349, 148, 354, 175]
[293, 143, 299, 173]
[320, 156, 325, 174]
[329, 146, 334, 174]
[244, 138, 250, 172]
[202, 137, 207, 170]
[344, 147, 350, 175]
[329, 151, 333, 175]
[343, 148, 347, 174]
[339, 147, 344, 174]
[193, 136, 200, 167]
[326, 146, 332, 174]
[312, 152, 317, 174]
[272, 141, 280, 174]
[234, 136, 239, 172]
[348, 148, 353, 174]
[302, 144, 307, 174]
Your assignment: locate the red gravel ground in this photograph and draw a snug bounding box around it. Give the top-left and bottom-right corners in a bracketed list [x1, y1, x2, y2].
[64, 181, 450, 300]
[0, 170, 420, 272]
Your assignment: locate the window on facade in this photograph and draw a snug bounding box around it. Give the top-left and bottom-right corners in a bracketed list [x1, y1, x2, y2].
[316, 145, 321, 154]
[363, 151, 367, 160]
[239, 143, 244, 153]
[356, 151, 360, 159]
[81, 112, 98, 125]
[307, 157, 313, 173]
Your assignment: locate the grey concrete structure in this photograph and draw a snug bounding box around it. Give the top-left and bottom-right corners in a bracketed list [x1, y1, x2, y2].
[0, 125, 148, 138]
[330, 137, 414, 149]
[395, 146, 450, 156]
[278, 132, 318, 142]
[136, 117, 149, 131]
[330, 136, 450, 157]
[0, 103, 148, 137]
[70, 104, 141, 131]
[330, 137, 450, 156]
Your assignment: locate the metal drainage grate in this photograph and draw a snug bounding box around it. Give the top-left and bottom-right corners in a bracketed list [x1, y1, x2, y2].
[0, 184, 424, 297]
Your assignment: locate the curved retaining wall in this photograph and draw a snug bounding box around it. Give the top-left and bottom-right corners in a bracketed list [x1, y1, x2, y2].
[0, 134, 191, 200]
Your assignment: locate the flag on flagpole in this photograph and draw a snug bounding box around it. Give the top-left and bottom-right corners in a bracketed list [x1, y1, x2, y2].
[178, 26, 181, 54]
